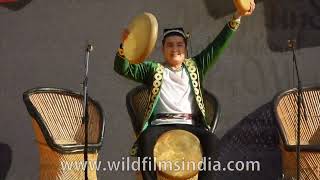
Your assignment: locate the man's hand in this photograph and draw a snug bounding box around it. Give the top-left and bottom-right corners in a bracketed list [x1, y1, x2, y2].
[234, 0, 255, 19]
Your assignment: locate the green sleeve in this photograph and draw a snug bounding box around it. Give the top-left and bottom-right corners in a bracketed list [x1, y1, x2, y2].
[193, 24, 236, 79]
[113, 53, 155, 84]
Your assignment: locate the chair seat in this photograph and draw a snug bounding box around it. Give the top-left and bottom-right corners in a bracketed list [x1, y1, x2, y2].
[54, 139, 78, 144]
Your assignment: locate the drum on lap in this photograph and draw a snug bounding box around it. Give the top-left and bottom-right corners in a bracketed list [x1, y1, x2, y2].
[153, 130, 203, 180]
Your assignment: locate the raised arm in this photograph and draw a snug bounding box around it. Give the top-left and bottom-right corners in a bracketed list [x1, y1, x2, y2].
[193, 1, 255, 78]
[192, 21, 237, 78]
[114, 52, 154, 84]
[113, 29, 155, 84]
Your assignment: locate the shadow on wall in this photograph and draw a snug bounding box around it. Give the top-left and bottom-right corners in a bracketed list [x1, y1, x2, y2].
[203, 0, 320, 52]
[0, 143, 12, 180]
[203, 0, 263, 19]
[216, 102, 282, 180]
[0, 0, 33, 11]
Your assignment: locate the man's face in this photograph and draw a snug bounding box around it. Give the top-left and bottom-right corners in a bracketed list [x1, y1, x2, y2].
[162, 35, 187, 67]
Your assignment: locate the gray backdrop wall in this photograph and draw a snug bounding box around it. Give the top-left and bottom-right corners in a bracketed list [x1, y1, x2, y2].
[0, 0, 319, 179]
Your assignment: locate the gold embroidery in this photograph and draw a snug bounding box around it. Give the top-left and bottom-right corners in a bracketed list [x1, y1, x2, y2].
[152, 87, 160, 95]
[144, 64, 164, 120]
[228, 19, 240, 30]
[196, 96, 202, 103]
[185, 59, 206, 117]
[154, 73, 162, 80]
[156, 66, 164, 73]
[192, 81, 198, 87]
[194, 88, 200, 95]
[153, 81, 161, 87]
[199, 103, 204, 109]
[190, 73, 197, 81]
[185, 59, 193, 66]
[130, 146, 138, 156]
[151, 94, 157, 101]
[188, 66, 196, 73]
[201, 109, 205, 115]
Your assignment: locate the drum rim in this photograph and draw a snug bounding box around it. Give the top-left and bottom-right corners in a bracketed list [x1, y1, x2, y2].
[233, 0, 251, 13]
[123, 12, 158, 64]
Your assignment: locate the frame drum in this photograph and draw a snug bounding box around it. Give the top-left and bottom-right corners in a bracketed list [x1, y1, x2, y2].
[154, 130, 203, 180]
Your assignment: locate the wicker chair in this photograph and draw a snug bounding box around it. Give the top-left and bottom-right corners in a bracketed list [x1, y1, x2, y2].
[23, 87, 105, 180]
[274, 87, 320, 180]
[126, 85, 221, 179]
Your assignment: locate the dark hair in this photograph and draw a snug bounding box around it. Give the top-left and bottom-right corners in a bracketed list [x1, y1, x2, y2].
[162, 28, 188, 46]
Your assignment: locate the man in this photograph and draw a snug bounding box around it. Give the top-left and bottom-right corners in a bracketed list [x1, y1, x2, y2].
[114, 2, 255, 179]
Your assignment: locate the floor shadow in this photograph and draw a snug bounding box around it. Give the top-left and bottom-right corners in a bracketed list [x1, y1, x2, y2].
[0, 142, 12, 180]
[216, 102, 282, 180]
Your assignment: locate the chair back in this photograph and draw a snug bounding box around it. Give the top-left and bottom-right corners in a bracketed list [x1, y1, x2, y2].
[274, 87, 320, 150]
[23, 87, 105, 153]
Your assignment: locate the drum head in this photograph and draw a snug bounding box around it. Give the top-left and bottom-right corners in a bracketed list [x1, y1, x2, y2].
[153, 130, 202, 179]
[123, 12, 158, 64]
[233, 0, 251, 14]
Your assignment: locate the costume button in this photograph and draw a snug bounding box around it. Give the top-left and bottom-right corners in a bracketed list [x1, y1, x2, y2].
[154, 73, 162, 80]
[190, 73, 197, 81]
[192, 81, 198, 87]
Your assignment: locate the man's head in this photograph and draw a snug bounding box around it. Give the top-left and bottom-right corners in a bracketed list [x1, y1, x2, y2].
[162, 28, 188, 68]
